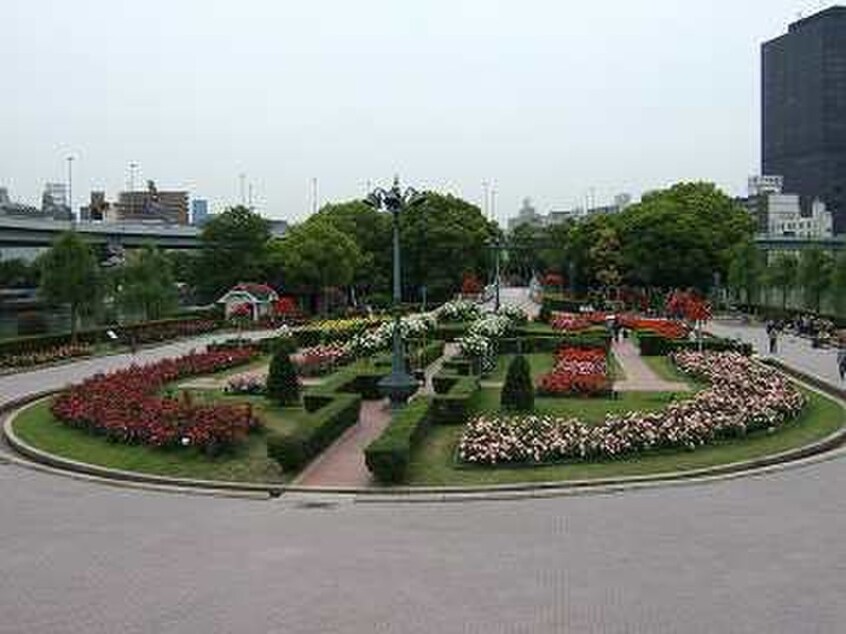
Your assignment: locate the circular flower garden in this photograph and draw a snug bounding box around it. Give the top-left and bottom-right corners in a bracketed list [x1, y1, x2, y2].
[6, 299, 845, 489]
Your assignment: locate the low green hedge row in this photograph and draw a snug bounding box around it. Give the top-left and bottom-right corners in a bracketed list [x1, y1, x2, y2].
[441, 357, 474, 376]
[266, 393, 361, 471]
[364, 397, 432, 484]
[637, 332, 753, 357]
[538, 296, 588, 322]
[0, 316, 223, 356]
[431, 373, 480, 425]
[498, 333, 611, 354]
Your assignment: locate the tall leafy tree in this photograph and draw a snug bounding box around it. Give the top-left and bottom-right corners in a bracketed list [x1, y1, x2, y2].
[39, 231, 100, 342]
[116, 245, 177, 321]
[764, 252, 798, 310]
[308, 200, 392, 301]
[272, 219, 362, 312]
[727, 240, 763, 306]
[398, 192, 498, 303]
[616, 182, 754, 290]
[798, 247, 833, 313]
[197, 206, 271, 301]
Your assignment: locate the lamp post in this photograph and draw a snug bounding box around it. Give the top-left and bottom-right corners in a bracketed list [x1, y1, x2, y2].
[365, 176, 426, 409]
[487, 236, 504, 312]
[66, 155, 74, 221]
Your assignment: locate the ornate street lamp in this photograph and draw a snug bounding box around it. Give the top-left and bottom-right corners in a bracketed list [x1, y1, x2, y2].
[486, 236, 505, 312]
[365, 176, 426, 408]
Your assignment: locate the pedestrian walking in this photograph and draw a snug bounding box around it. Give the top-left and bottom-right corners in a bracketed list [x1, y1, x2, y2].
[768, 327, 778, 354]
[838, 344, 846, 382]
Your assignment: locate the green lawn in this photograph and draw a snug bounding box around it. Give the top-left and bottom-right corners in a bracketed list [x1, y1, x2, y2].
[485, 353, 556, 382]
[642, 355, 698, 387]
[404, 388, 845, 486]
[11, 394, 308, 483]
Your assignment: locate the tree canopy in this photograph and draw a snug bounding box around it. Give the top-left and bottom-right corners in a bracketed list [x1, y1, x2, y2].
[196, 206, 271, 301]
[38, 232, 100, 341]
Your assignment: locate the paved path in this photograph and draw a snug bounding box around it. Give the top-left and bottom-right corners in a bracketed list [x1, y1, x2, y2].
[1, 448, 845, 633]
[612, 339, 689, 392]
[295, 345, 459, 487]
[708, 321, 844, 389]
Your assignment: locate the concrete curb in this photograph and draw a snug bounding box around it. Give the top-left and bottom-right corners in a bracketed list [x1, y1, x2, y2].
[4, 367, 845, 502]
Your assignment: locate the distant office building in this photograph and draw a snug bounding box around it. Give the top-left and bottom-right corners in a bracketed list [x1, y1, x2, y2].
[762, 6, 846, 233]
[766, 195, 833, 238]
[191, 199, 209, 226]
[39, 183, 72, 220]
[79, 191, 111, 222]
[748, 175, 784, 196]
[115, 180, 189, 224]
[42, 182, 69, 211]
[507, 198, 544, 232]
[525, 193, 632, 230]
[268, 218, 289, 238]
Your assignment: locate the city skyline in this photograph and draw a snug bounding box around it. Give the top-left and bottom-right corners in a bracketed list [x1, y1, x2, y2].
[1, 0, 840, 223]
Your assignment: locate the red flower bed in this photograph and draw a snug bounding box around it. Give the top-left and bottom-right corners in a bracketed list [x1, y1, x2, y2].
[549, 311, 610, 332]
[619, 316, 689, 339]
[50, 348, 260, 453]
[537, 346, 611, 396]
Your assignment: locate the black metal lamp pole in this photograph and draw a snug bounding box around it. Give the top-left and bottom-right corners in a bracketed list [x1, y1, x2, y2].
[365, 176, 426, 409]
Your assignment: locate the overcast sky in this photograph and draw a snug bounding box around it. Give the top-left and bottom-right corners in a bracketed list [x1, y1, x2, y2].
[1, 0, 837, 224]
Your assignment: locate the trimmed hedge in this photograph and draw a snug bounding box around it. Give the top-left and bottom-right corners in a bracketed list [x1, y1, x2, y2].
[267, 394, 361, 471]
[637, 332, 753, 357]
[441, 358, 473, 376]
[498, 332, 611, 354]
[431, 372, 480, 424]
[364, 397, 432, 484]
[434, 322, 472, 342]
[0, 316, 223, 357]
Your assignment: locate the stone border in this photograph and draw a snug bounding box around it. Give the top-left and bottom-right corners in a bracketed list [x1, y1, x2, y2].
[3, 380, 845, 501]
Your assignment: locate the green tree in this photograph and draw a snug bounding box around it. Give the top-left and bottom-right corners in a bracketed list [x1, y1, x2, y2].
[589, 225, 622, 295]
[308, 200, 392, 301]
[38, 231, 100, 342]
[0, 258, 40, 288]
[266, 349, 300, 405]
[764, 252, 798, 310]
[616, 183, 753, 290]
[501, 355, 534, 412]
[727, 240, 763, 307]
[798, 247, 833, 313]
[831, 251, 846, 317]
[197, 206, 271, 301]
[399, 192, 498, 303]
[272, 219, 362, 313]
[116, 245, 178, 321]
[506, 222, 546, 282]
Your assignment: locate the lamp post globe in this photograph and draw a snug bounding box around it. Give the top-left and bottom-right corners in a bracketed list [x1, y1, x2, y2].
[364, 176, 425, 409]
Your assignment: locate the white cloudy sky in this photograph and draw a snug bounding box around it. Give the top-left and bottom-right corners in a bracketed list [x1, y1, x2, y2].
[0, 0, 836, 223]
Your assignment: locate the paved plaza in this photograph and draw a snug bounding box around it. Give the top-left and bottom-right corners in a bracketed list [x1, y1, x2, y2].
[708, 320, 844, 388]
[0, 303, 844, 633]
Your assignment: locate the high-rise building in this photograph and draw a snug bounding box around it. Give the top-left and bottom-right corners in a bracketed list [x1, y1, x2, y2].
[191, 199, 209, 226]
[762, 6, 846, 233]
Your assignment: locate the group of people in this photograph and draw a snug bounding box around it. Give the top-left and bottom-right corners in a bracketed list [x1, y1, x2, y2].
[766, 318, 846, 382]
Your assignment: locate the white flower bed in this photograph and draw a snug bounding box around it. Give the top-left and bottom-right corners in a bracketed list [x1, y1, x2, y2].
[434, 300, 482, 322]
[459, 351, 805, 465]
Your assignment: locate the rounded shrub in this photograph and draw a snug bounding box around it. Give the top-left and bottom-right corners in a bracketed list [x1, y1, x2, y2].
[266, 349, 300, 405]
[501, 354, 534, 412]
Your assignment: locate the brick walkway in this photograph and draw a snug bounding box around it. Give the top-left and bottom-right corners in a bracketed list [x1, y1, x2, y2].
[612, 339, 689, 392]
[294, 345, 459, 487]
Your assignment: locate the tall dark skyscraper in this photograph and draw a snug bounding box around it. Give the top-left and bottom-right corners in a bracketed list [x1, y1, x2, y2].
[762, 6, 846, 233]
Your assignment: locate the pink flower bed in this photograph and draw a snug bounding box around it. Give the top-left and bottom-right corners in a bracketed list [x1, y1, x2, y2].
[291, 343, 349, 376]
[50, 347, 261, 453]
[459, 351, 805, 465]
